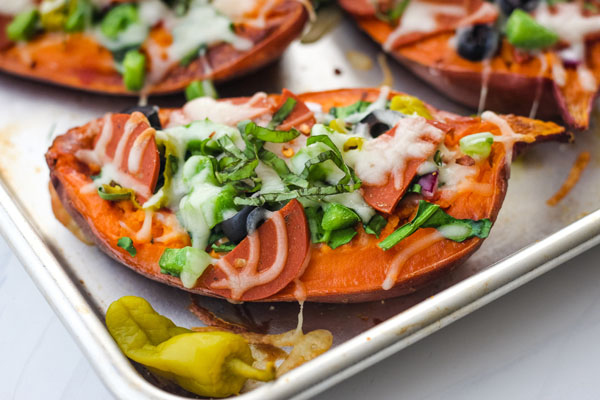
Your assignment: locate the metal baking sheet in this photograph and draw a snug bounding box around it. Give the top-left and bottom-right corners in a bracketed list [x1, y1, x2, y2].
[1, 11, 600, 400]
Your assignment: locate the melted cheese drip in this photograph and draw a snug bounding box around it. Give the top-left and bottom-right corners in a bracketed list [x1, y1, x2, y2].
[481, 111, 534, 163]
[211, 211, 288, 300]
[530, 53, 548, 119]
[183, 92, 270, 126]
[552, 58, 567, 87]
[477, 59, 491, 115]
[382, 231, 445, 290]
[293, 246, 313, 302]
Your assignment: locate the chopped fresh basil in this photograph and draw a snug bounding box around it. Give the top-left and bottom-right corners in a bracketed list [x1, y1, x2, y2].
[268, 98, 297, 129]
[234, 183, 359, 206]
[388, 0, 410, 21]
[211, 242, 236, 252]
[259, 148, 309, 188]
[329, 100, 371, 119]
[378, 200, 491, 250]
[434, 150, 443, 166]
[207, 230, 225, 246]
[244, 121, 300, 143]
[117, 237, 137, 257]
[364, 214, 387, 238]
[306, 134, 361, 187]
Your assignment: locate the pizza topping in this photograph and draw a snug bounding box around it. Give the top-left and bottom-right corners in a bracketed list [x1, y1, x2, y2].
[75, 112, 160, 201]
[378, 200, 492, 251]
[456, 24, 500, 62]
[4, 0, 255, 90]
[506, 9, 558, 50]
[185, 79, 218, 101]
[6, 9, 39, 41]
[382, 0, 498, 51]
[182, 92, 271, 126]
[459, 131, 494, 160]
[76, 88, 541, 297]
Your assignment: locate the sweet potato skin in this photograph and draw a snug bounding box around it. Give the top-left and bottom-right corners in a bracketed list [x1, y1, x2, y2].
[46, 89, 564, 303]
[339, 1, 600, 129]
[0, 1, 307, 95]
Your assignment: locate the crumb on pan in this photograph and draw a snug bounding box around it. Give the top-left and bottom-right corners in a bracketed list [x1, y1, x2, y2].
[547, 151, 590, 206]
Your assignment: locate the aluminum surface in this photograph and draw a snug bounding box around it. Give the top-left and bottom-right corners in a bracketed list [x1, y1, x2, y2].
[0, 12, 599, 400]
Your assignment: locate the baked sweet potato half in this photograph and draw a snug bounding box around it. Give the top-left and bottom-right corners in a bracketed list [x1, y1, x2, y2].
[46, 87, 564, 303]
[0, 0, 308, 94]
[338, 0, 600, 129]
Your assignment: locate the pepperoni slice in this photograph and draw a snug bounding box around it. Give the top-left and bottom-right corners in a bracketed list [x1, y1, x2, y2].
[276, 89, 316, 133]
[337, 0, 377, 16]
[361, 121, 450, 214]
[201, 199, 310, 301]
[96, 112, 160, 201]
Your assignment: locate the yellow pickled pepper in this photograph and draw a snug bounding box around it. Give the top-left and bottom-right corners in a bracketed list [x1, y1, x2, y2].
[390, 94, 433, 120]
[106, 296, 275, 398]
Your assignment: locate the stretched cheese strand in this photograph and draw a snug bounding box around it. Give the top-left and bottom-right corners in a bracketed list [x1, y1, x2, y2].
[481, 111, 534, 163]
[477, 59, 491, 116]
[529, 53, 548, 119]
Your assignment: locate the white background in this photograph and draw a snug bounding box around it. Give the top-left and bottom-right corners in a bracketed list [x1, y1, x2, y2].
[3, 236, 600, 400]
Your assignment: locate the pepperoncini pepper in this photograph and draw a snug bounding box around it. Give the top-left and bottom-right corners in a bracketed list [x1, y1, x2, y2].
[390, 94, 433, 120]
[106, 296, 276, 398]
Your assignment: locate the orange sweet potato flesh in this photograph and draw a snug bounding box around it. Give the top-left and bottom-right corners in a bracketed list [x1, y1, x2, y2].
[46, 88, 564, 303]
[338, 0, 600, 129]
[0, 1, 307, 95]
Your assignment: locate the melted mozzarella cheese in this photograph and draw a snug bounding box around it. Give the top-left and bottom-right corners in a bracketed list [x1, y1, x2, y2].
[481, 110, 534, 163]
[383, 1, 465, 51]
[164, 4, 253, 64]
[577, 65, 597, 92]
[535, 3, 600, 62]
[212, 0, 258, 20]
[183, 93, 270, 126]
[0, 0, 34, 15]
[346, 117, 444, 189]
